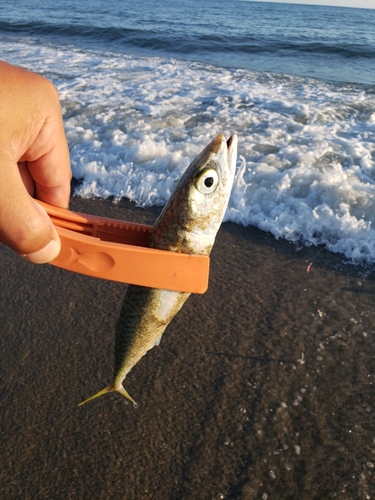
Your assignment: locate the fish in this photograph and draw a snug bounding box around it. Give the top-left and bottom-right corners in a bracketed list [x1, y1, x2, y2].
[78, 133, 238, 408]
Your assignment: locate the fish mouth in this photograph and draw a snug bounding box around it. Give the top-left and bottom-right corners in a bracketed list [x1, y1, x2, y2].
[202, 133, 237, 159]
[194, 133, 237, 180]
[227, 134, 237, 150]
[226, 133, 238, 171]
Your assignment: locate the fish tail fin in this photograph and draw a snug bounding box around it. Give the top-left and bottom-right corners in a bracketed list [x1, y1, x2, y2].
[77, 384, 138, 409]
[77, 385, 113, 406]
[117, 384, 138, 409]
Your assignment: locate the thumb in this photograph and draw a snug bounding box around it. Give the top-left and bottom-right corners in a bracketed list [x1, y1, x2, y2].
[0, 166, 61, 263]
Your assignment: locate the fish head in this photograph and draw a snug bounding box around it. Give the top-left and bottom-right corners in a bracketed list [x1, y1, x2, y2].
[151, 133, 237, 256]
[187, 132, 237, 226]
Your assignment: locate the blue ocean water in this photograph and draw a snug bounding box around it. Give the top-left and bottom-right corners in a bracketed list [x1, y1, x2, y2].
[1, 0, 375, 262]
[2, 0, 375, 84]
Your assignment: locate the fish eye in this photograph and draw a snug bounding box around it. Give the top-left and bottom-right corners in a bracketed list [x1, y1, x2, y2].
[195, 168, 219, 195]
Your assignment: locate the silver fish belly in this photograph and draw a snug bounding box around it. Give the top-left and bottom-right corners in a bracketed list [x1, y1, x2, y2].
[78, 133, 238, 407]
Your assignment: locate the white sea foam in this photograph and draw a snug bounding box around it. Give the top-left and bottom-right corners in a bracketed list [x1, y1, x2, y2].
[2, 40, 375, 263]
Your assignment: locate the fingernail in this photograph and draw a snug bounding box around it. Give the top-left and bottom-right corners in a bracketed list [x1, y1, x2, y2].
[24, 238, 61, 264]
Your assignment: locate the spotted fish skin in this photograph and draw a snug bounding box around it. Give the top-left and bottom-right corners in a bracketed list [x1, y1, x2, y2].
[78, 133, 237, 407]
[113, 288, 189, 385]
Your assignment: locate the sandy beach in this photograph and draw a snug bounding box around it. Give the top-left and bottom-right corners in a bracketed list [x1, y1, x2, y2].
[1, 196, 375, 499]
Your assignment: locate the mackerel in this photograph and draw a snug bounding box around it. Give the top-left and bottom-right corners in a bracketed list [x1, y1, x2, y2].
[78, 133, 237, 407]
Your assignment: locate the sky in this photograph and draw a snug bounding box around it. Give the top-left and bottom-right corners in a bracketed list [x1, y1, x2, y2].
[252, 0, 374, 8]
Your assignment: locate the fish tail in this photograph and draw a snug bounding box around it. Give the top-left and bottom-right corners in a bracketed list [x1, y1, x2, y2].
[77, 385, 113, 406]
[117, 385, 138, 409]
[77, 384, 138, 408]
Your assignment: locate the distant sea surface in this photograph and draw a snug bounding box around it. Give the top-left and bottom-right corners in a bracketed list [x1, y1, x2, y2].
[1, 0, 375, 263]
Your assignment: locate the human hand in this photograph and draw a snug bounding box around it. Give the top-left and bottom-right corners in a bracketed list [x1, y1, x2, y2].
[0, 61, 71, 263]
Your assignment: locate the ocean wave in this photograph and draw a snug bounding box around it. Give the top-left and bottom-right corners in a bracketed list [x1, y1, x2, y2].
[1, 19, 374, 61]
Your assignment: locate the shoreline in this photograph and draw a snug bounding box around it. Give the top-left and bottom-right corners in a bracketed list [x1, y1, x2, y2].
[1, 196, 375, 499]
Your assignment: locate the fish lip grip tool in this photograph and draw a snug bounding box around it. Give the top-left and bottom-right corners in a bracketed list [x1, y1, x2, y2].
[37, 200, 209, 294]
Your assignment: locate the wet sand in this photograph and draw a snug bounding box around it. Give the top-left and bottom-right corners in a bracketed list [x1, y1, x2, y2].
[1, 196, 375, 499]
